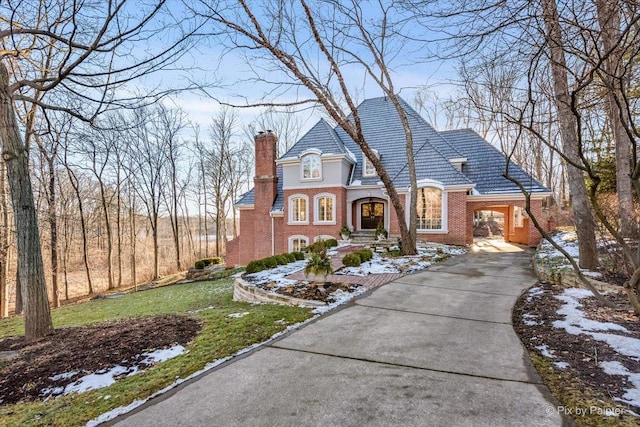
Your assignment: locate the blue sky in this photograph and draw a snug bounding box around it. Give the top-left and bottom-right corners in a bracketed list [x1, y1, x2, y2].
[145, 1, 462, 140]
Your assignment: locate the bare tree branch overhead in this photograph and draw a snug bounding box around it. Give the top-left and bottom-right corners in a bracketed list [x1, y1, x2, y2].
[0, 0, 205, 339]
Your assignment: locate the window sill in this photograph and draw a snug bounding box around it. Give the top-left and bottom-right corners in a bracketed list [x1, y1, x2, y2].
[313, 221, 337, 226]
[417, 229, 448, 234]
[288, 221, 309, 226]
[301, 177, 323, 182]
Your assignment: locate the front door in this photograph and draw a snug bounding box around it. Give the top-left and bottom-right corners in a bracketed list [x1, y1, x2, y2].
[361, 202, 384, 229]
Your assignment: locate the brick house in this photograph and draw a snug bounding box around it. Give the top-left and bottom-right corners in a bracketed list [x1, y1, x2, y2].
[225, 96, 550, 266]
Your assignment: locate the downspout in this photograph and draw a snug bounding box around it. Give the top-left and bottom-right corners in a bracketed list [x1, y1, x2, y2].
[271, 215, 275, 255]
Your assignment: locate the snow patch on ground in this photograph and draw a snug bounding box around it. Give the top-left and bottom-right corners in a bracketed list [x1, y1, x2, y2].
[600, 361, 640, 408]
[522, 313, 542, 326]
[42, 345, 186, 399]
[245, 260, 307, 286]
[226, 312, 250, 319]
[554, 362, 570, 369]
[526, 287, 545, 302]
[535, 344, 556, 359]
[85, 317, 321, 427]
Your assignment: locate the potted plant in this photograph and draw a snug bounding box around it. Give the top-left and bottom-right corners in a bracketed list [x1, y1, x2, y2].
[375, 224, 388, 240]
[340, 225, 351, 240]
[304, 250, 334, 282]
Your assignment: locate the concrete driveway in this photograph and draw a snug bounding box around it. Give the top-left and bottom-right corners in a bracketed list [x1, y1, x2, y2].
[111, 239, 569, 427]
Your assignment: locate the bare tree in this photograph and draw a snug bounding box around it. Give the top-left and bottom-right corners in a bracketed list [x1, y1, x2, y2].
[208, 107, 238, 257]
[0, 0, 199, 338]
[193, 0, 426, 254]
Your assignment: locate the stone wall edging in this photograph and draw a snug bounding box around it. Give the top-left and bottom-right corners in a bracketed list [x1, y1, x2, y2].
[233, 276, 326, 307]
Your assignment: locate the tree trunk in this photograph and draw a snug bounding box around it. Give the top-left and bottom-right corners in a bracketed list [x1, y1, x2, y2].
[116, 163, 123, 288]
[595, 0, 637, 238]
[541, 0, 599, 269]
[0, 63, 53, 338]
[47, 156, 59, 308]
[67, 167, 93, 295]
[98, 180, 114, 289]
[130, 201, 137, 288]
[0, 160, 8, 317]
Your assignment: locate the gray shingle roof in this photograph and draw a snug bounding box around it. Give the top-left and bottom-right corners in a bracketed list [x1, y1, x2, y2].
[280, 119, 348, 158]
[440, 129, 549, 194]
[236, 166, 283, 208]
[237, 96, 548, 210]
[335, 97, 472, 187]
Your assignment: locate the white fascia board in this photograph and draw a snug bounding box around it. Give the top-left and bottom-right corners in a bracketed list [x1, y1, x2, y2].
[236, 204, 255, 210]
[276, 157, 299, 166]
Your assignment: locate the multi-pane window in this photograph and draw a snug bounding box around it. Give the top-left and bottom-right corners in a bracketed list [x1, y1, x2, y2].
[316, 196, 334, 222]
[514, 206, 524, 228]
[291, 238, 308, 252]
[416, 188, 443, 230]
[291, 197, 307, 222]
[302, 154, 321, 179]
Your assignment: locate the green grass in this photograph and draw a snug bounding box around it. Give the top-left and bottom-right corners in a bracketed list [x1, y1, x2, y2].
[0, 279, 313, 426]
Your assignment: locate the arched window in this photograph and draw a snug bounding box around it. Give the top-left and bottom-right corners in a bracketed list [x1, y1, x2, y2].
[289, 235, 309, 252]
[301, 153, 321, 179]
[416, 187, 443, 230]
[314, 193, 336, 224]
[289, 195, 308, 224]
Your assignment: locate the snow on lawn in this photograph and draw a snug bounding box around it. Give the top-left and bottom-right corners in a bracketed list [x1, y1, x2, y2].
[41, 345, 186, 399]
[337, 244, 465, 277]
[244, 260, 307, 287]
[337, 253, 431, 276]
[535, 229, 603, 278]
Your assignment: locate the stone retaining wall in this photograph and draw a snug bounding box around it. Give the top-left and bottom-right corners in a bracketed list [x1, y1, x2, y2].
[233, 277, 325, 307]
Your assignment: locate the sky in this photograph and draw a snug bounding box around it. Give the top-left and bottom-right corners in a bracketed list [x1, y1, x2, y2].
[147, 1, 462, 142]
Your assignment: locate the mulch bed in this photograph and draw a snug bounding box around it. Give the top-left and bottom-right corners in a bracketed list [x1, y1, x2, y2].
[0, 315, 201, 405]
[513, 283, 640, 410]
[260, 281, 360, 302]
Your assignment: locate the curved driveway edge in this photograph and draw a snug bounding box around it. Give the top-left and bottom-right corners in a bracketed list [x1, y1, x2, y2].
[111, 240, 571, 427]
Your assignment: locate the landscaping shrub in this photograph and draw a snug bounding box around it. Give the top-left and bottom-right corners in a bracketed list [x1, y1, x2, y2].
[275, 255, 289, 265]
[286, 253, 296, 263]
[194, 260, 205, 269]
[292, 251, 305, 260]
[263, 257, 278, 268]
[208, 257, 223, 265]
[356, 249, 373, 262]
[307, 241, 325, 254]
[342, 253, 362, 267]
[245, 261, 265, 274]
[326, 238, 338, 248]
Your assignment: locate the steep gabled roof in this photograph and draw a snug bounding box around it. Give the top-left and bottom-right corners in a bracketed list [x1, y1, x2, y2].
[280, 119, 349, 159]
[334, 97, 473, 187]
[235, 166, 283, 208]
[440, 129, 549, 194]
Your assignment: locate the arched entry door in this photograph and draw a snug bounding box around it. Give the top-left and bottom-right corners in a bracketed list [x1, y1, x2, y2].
[361, 201, 384, 229]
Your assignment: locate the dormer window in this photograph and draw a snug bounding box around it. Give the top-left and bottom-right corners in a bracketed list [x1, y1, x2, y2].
[300, 150, 322, 180]
[363, 149, 379, 177]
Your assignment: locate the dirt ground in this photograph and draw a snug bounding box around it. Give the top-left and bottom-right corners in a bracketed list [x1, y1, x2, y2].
[513, 283, 640, 411]
[262, 281, 361, 302]
[0, 315, 201, 405]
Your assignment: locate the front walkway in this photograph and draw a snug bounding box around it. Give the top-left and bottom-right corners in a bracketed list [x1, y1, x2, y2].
[111, 241, 568, 427]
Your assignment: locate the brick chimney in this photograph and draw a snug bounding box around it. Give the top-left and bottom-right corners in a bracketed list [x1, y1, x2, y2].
[253, 130, 278, 213]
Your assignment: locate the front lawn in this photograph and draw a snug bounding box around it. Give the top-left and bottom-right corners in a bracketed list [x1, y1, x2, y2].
[0, 279, 313, 426]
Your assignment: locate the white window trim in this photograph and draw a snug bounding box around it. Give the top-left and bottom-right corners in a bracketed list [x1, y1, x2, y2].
[300, 151, 323, 181]
[314, 235, 335, 242]
[288, 235, 309, 252]
[363, 149, 379, 177]
[288, 194, 309, 225]
[313, 193, 337, 225]
[413, 187, 448, 233]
